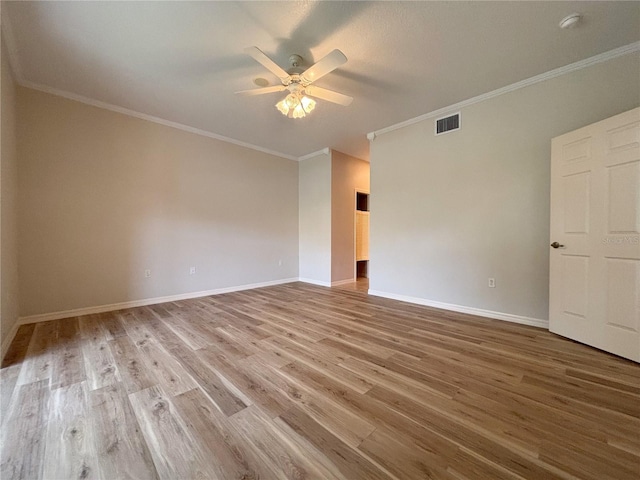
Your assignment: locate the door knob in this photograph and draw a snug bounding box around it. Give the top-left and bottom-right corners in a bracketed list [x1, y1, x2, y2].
[550, 242, 564, 249]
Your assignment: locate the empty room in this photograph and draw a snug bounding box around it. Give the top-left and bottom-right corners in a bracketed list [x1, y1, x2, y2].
[1, 2, 639, 479]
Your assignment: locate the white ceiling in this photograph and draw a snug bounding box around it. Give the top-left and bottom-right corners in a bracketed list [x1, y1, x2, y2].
[3, 1, 639, 160]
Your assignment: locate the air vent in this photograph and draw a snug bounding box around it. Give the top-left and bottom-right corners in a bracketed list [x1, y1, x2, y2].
[435, 113, 460, 135]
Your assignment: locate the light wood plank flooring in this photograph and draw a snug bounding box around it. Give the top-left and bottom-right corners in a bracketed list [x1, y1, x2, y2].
[1, 282, 639, 480]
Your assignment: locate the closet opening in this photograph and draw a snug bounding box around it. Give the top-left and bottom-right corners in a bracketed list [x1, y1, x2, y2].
[355, 191, 370, 279]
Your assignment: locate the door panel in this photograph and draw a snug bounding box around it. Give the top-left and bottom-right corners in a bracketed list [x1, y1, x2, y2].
[604, 118, 640, 165]
[550, 107, 640, 362]
[607, 161, 639, 234]
[561, 255, 589, 318]
[563, 172, 590, 233]
[605, 259, 639, 332]
[562, 137, 591, 164]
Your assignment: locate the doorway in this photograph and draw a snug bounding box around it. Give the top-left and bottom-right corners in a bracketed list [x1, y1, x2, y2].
[355, 191, 370, 280]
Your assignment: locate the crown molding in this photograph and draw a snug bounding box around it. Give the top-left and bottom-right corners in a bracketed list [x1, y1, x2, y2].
[19, 80, 300, 161]
[298, 147, 330, 161]
[367, 41, 640, 140]
[2, 10, 294, 161]
[22, 78, 336, 162]
[6, 0, 637, 163]
[20, 77, 339, 164]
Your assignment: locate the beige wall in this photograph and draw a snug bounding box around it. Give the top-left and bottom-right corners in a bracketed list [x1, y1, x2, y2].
[1, 33, 19, 354]
[17, 88, 299, 317]
[370, 53, 640, 322]
[298, 151, 331, 285]
[331, 150, 369, 283]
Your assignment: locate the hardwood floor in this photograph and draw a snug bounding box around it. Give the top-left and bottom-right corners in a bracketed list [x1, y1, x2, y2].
[334, 277, 369, 292]
[1, 282, 638, 480]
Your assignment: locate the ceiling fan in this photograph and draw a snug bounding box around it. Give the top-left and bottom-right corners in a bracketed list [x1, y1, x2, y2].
[236, 47, 353, 119]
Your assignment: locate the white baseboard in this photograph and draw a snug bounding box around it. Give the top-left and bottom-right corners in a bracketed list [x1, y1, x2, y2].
[298, 278, 331, 287]
[17, 277, 299, 326]
[1, 319, 22, 362]
[331, 278, 356, 286]
[368, 289, 549, 329]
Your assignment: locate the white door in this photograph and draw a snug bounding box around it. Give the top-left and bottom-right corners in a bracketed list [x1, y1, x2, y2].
[550, 107, 640, 363]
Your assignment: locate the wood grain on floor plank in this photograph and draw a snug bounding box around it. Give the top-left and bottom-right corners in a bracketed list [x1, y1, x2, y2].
[1, 282, 638, 480]
[1, 380, 50, 479]
[43, 381, 98, 480]
[88, 382, 159, 480]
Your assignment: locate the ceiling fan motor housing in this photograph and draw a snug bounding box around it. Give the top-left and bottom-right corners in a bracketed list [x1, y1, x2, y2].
[287, 54, 306, 75]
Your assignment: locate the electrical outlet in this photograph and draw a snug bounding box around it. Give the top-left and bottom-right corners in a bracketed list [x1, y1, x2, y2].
[189, 267, 196, 275]
[488, 278, 495, 288]
[144, 269, 151, 278]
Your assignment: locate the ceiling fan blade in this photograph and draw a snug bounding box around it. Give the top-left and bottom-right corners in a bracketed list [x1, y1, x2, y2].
[244, 46, 291, 84]
[304, 85, 353, 106]
[300, 49, 347, 84]
[235, 85, 287, 96]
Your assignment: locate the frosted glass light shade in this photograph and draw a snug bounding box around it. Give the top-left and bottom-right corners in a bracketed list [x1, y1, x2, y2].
[275, 92, 316, 118]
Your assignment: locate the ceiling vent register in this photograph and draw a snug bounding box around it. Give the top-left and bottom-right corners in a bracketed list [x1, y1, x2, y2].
[435, 113, 460, 135]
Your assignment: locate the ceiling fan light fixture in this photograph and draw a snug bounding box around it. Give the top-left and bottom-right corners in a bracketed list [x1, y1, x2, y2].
[285, 93, 299, 109]
[292, 104, 306, 119]
[241, 46, 352, 117]
[275, 98, 290, 116]
[301, 95, 316, 112]
[275, 92, 316, 118]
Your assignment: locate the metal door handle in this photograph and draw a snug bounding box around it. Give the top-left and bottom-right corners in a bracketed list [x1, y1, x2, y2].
[550, 242, 564, 249]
